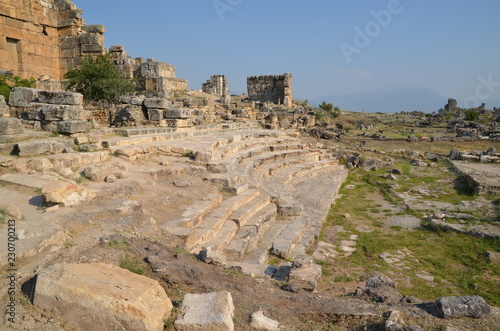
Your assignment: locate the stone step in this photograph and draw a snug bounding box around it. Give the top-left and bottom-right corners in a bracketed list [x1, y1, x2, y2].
[24, 151, 111, 172]
[271, 215, 313, 259]
[284, 163, 343, 189]
[166, 193, 223, 228]
[191, 193, 270, 253]
[233, 144, 307, 167]
[249, 154, 332, 195]
[185, 188, 260, 249]
[225, 203, 277, 257]
[15, 138, 75, 157]
[230, 194, 271, 228]
[214, 137, 301, 162]
[115, 122, 260, 137]
[289, 170, 348, 259]
[0, 173, 60, 189]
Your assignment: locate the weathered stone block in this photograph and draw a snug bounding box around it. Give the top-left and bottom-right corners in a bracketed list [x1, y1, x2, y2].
[0, 95, 8, 116]
[81, 24, 106, 34]
[0, 118, 24, 135]
[36, 90, 83, 105]
[435, 296, 490, 319]
[9, 87, 39, 107]
[16, 139, 74, 156]
[34, 263, 172, 331]
[57, 120, 88, 133]
[144, 97, 170, 109]
[29, 103, 84, 121]
[175, 291, 235, 331]
[42, 180, 95, 207]
[147, 108, 163, 121]
[164, 108, 191, 119]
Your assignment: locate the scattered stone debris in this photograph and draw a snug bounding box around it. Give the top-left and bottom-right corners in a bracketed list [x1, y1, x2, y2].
[41, 180, 96, 207]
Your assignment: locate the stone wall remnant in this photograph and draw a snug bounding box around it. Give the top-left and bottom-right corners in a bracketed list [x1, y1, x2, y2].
[247, 73, 293, 107]
[0, 0, 105, 86]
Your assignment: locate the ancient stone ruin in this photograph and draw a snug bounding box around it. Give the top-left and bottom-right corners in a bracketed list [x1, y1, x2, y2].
[247, 73, 293, 107]
[0, 0, 105, 89]
[202, 75, 230, 105]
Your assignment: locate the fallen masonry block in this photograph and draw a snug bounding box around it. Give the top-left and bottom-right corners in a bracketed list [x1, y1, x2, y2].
[250, 310, 280, 331]
[144, 97, 170, 109]
[36, 90, 83, 105]
[164, 108, 191, 119]
[34, 263, 172, 331]
[57, 120, 89, 134]
[42, 180, 96, 207]
[16, 139, 74, 157]
[148, 108, 163, 121]
[29, 103, 84, 121]
[175, 291, 235, 331]
[8, 87, 39, 107]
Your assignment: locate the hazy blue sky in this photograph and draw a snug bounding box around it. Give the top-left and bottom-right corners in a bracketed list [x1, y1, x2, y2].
[74, 0, 500, 109]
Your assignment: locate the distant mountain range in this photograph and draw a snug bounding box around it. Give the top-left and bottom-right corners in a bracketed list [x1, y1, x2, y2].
[311, 88, 447, 113]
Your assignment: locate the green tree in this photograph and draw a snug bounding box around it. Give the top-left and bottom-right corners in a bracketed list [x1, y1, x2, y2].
[465, 110, 479, 121]
[64, 55, 134, 102]
[0, 76, 36, 100]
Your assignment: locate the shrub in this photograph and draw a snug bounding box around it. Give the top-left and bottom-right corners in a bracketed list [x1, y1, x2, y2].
[64, 55, 135, 102]
[465, 110, 479, 121]
[316, 101, 340, 120]
[0, 75, 37, 100]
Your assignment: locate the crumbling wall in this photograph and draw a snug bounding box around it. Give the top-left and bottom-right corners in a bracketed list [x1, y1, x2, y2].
[202, 75, 229, 97]
[247, 73, 292, 107]
[0, 0, 105, 84]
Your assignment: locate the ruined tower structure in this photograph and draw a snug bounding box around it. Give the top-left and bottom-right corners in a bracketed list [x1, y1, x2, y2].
[0, 0, 188, 94]
[0, 0, 105, 86]
[108, 46, 188, 95]
[202, 75, 230, 104]
[247, 73, 293, 107]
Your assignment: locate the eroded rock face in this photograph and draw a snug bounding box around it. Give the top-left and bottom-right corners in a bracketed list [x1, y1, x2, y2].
[41, 181, 95, 207]
[175, 291, 235, 331]
[435, 296, 491, 319]
[34, 263, 172, 331]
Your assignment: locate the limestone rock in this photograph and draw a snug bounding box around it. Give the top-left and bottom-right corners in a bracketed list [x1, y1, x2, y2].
[0, 118, 24, 135]
[9, 87, 39, 107]
[355, 274, 402, 304]
[36, 90, 83, 105]
[148, 108, 163, 121]
[34, 263, 172, 331]
[435, 295, 491, 319]
[486, 251, 500, 265]
[42, 180, 95, 207]
[0, 95, 8, 116]
[57, 120, 88, 134]
[175, 291, 235, 331]
[29, 103, 84, 121]
[164, 108, 191, 119]
[385, 310, 404, 331]
[250, 310, 280, 331]
[82, 162, 128, 181]
[199, 249, 227, 267]
[16, 139, 74, 157]
[289, 256, 322, 292]
[144, 97, 170, 109]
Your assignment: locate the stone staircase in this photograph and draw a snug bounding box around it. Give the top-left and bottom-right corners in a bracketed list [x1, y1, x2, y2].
[0, 121, 347, 273]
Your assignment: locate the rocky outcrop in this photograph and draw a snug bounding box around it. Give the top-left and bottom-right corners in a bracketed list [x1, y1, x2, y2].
[175, 291, 235, 331]
[34, 263, 172, 331]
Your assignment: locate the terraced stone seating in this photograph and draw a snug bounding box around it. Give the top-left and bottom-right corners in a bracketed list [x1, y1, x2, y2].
[0, 121, 347, 274]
